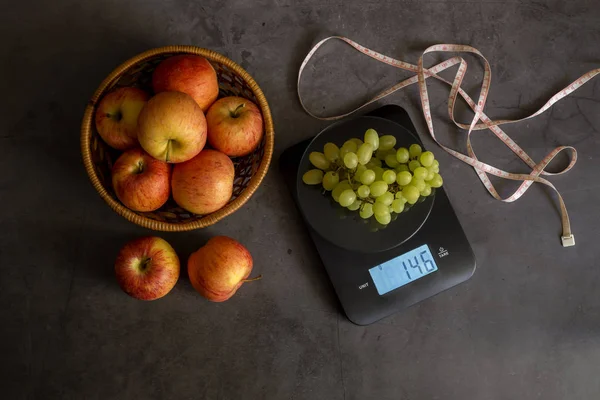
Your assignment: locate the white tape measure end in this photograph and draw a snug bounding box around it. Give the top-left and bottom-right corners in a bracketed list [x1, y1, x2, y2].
[561, 234, 576, 247]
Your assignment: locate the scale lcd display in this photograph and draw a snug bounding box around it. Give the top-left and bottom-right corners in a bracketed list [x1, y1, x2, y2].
[368, 244, 438, 295]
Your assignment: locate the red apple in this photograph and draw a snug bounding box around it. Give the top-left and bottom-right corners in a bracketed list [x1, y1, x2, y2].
[152, 55, 219, 112]
[206, 96, 264, 157]
[171, 149, 234, 215]
[112, 148, 171, 212]
[95, 87, 149, 150]
[115, 236, 180, 300]
[137, 91, 207, 163]
[187, 236, 257, 302]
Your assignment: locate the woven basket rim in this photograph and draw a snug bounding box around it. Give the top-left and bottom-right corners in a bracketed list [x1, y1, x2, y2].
[80, 45, 274, 231]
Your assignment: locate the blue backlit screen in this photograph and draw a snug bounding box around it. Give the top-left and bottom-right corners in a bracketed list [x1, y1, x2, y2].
[368, 244, 438, 295]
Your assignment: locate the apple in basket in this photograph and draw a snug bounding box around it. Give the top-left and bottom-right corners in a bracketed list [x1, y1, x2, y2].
[187, 236, 258, 302]
[115, 236, 180, 301]
[95, 87, 149, 150]
[152, 55, 219, 112]
[137, 91, 207, 163]
[171, 149, 235, 215]
[206, 96, 264, 157]
[111, 148, 171, 212]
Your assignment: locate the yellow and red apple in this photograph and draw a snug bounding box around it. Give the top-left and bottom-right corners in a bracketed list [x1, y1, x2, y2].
[171, 149, 234, 215]
[152, 55, 219, 112]
[137, 91, 207, 163]
[111, 148, 171, 212]
[206, 96, 264, 157]
[187, 236, 256, 302]
[115, 236, 180, 300]
[95, 87, 149, 150]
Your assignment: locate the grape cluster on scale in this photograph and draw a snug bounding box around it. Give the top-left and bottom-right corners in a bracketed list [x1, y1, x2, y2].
[302, 128, 443, 226]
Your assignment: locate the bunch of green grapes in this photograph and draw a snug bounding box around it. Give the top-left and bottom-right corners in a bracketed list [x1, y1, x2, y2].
[302, 128, 443, 226]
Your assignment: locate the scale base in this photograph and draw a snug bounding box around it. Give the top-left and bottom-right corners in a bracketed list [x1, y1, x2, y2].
[280, 105, 476, 325]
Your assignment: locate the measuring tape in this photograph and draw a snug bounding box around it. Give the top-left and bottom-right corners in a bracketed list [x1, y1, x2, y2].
[297, 36, 600, 247]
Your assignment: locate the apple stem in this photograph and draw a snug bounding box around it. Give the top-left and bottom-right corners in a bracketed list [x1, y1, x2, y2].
[231, 103, 245, 118]
[242, 274, 262, 283]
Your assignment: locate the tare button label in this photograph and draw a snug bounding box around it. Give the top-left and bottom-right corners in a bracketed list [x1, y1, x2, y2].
[438, 247, 449, 257]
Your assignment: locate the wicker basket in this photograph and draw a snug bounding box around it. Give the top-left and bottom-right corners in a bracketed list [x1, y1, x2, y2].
[81, 46, 274, 231]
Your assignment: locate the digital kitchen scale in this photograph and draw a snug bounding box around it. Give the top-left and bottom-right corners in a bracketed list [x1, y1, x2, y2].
[280, 105, 476, 325]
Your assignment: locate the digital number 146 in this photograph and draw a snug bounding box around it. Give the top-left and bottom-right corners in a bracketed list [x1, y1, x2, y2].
[403, 251, 435, 279]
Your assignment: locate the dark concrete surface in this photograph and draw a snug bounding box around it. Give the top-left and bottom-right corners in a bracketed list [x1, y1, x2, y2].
[2, 0, 600, 399]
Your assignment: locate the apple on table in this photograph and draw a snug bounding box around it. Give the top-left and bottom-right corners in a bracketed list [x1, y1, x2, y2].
[137, 91, 207, 163]
[206, 96, 264, 157]
[115, 236, 180, 301]
[95, 87, 149, 150]
[187, 236, 258, 302]
[111, 148, 171, 212]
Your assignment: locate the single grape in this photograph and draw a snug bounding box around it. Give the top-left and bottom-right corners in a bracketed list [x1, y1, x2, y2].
[379, 135, 397, 151]
[425, 169, 435, 181]
[360, 203, 374, 219]
[429, 173, 443, 188]
[396, 170, 413, 186]
[302, 169, 324, 185]
[391, 199, 405, 213]
[382, 170, 397, 184]
[350, 138, 363, 148]
[395, 192, 405, 201]
[433, 159, 439, 168]
[376, 191, 394, 206]
[375, 212, 392, 225]
[323, 143, 340, 163]
[332, 182, 351, 202]
[420, 151, 435, 167]
[309, 152, 330, 170]
[339, 189, 357, 207]
[344, 152, 359, 169]
[432, 164, 440, 173]
[396, 147, 410, 163]
[402, 185, 420, 204]
[364, 128, 380, 150]
[357, 143, 374, 165]
[373, 166, 385, 181]
[409, 144, 422, 159]
[360, 169, 376, 185]
[347, 198, 362, 211]
[384, 154, 399, 168]
[413, 166, 428, 180]
[373, 202, 389, 216]
[408, 160, 421, 172]
[354, 164, 367, 182]
[421, 184, 432, 197]
[396, 164, 410, 173]
[370, 181, 388, 197]
[322, 171, 339, 191]
[357, 185, 370, 198]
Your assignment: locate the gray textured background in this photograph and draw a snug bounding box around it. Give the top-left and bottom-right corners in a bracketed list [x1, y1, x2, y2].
[2, 1, 600, 399]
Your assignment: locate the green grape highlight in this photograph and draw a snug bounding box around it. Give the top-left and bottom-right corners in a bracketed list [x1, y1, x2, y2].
[344, 152, 359, 169]
[370, 181, 388, 197]
[364, 129, 379, 150]
[360, 203, 374, 219]
[357, 143, 374, 165]
[360, 169, 376, 185]
[376, 192, 394, 206]
[382, 170, 397, 184]
[322, 171, 339, 191]
[309, 152, 330, 170]
[409, 144, 422, 159]
[339, 189, 357, 207]
[357, 185, 370, 198]
[396, 171, 412, 186]
[323, 142, 340, 163]
[379, 135, 397, 151]
[302, 169, 324, 185]
[419, 151, 435, 167]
